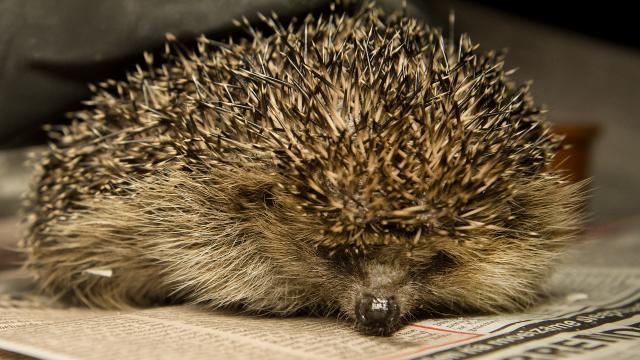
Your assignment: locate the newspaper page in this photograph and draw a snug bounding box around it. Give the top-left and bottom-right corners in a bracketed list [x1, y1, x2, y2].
[0, 219, 638, 360]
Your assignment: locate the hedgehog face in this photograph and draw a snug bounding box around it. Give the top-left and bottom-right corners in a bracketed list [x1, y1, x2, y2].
[228, 170, 578, 336]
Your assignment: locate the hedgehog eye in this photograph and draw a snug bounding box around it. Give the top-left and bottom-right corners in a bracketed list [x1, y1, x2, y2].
[410, 250, 458, 275]
[408, 250, 458, 279]
[316, 245, 358, 267]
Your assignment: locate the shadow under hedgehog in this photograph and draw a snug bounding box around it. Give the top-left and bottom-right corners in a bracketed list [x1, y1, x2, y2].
[21, 1, 584, 336]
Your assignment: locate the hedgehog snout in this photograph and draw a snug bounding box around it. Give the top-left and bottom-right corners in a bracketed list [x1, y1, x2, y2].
[355, 294, 400, 336]
[352, 261, 408, 336]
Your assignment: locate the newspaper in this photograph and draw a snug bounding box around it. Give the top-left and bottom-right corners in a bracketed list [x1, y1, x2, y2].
[0, 219, 638, 360]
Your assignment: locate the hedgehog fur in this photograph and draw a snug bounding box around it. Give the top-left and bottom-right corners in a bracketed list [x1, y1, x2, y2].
[21, 2, 584, 336]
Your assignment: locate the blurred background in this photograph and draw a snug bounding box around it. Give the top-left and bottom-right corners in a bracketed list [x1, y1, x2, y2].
[1, 0, 638, 270]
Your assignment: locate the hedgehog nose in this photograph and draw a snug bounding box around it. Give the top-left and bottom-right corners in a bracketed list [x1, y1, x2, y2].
[356, 294, 400, 332]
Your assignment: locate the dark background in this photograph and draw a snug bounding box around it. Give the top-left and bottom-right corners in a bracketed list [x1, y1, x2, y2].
[465, 1, 639, 49]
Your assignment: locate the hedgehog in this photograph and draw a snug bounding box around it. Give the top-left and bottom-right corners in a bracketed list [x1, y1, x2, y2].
[20, 2, 584, 336]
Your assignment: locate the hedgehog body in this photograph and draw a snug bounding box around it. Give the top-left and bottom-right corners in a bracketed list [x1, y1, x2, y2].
[22, 3, 583, 335]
